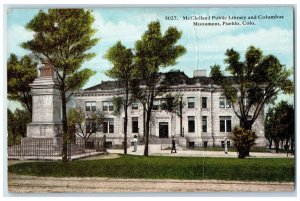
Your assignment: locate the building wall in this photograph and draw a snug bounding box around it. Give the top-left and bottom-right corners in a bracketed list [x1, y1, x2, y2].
[74, 87, 266, 148]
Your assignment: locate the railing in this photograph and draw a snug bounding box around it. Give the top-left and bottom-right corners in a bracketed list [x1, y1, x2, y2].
[8, 137, 106, 159]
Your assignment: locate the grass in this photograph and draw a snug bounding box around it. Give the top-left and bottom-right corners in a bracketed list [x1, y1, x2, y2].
[8, 155, 294, 182]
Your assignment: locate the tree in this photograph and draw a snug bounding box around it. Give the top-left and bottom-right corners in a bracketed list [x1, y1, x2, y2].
[7, 54, 38, 115]
[7, 109, 18, 146]
[265, 101, 294, 153]
[132, 21, 186, 156]
[104, 41, 134, 154]
[7, 109, 31, 146]
[22, 9, 99, 162]
[68, 107, 105, 149]
[232, 127, 257, 159]
[14, 109, 31, 138]
[210, 46, 293, 158]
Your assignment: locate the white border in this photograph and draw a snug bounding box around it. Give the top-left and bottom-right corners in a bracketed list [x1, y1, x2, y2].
[1, 0, 298, 200]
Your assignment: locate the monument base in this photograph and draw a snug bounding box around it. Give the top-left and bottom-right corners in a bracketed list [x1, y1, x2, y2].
[27, 122, 63, 138]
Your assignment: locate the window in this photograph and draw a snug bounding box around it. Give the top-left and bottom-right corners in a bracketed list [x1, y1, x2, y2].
[85, 101, 96, 112]
[188, 116, 195, 133]
[188, 97, 195, 108]
[203, 141, 208, 148]
[219, 98, 225, 108]
[86, 120, 97, 133]
[132, 101, 138, 110]
[132, 117, 139, 133]
[219, 98, 231, 108]
[202, 116, 207, 132]
[153, 99, 166, 110]
[160, 99, 166, 110]
[103, 118, 114, 133]
[221, 141, 225, 148]
[103, 101, 114, 111]
[153, 100, 159, 110]
[220, 116, 232, 132]
[227, 141, 231, 148]
[226, 99, 232, 108]
[202, 97, 207, 108]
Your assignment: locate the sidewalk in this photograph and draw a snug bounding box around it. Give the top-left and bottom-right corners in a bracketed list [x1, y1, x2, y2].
[108, 144, 294, 158]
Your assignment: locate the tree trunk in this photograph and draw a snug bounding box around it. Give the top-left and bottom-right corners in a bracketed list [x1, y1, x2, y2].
[240, 119, 252, 157]
[143, 106, 146, 138]
[275, 141, 280, 153]
[179, 97, 183, 137]
[268, 139, 273, 149]
[124, 92, 128, 154]
[144, 109, 151, 156]
[61, 92, 68, 163]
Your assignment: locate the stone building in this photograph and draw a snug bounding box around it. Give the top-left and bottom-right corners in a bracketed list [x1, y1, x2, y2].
[74, 70, 266, 148]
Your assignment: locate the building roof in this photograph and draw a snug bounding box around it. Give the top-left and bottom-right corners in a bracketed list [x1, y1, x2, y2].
[83, 70, 219, 91]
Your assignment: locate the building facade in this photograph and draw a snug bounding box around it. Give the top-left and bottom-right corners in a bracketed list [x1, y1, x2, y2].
[74, 70, 266, 148]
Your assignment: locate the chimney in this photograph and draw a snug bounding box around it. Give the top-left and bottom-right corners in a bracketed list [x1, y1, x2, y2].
[193, 69, 207, 77]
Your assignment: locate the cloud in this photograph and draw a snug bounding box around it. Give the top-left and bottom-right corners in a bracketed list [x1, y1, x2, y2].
[7, 25, 34, 56]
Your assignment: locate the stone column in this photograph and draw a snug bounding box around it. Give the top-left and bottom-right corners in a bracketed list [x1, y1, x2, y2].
[26, 58, 63, 139]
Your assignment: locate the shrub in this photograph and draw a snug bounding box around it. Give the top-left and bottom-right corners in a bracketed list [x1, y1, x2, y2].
[232, 127, 257, 159]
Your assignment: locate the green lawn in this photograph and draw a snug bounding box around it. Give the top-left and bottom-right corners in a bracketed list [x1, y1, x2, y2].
[8, 155, 294, 182]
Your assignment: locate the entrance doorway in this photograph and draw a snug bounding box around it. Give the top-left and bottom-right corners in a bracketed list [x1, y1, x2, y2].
[159, 122, 169, 138]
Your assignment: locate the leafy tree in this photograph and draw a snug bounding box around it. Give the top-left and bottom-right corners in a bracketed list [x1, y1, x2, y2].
[7, 54, 38, 115]
[132, 21, 186, 156]
[68, 107, 105, 149]
[7, 109, 31, 146]
[104, 41, 134, 154]
[14, 109, 31, 138]
[265, 101, 294, 153]
[232, 127, 257, 159]
[22, 9, 99, 162]
[210, 46, 293, 157]
[7, 109, 18, 146]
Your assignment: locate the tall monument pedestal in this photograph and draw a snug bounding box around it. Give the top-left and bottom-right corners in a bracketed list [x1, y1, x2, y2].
[26, 58, 63, 141]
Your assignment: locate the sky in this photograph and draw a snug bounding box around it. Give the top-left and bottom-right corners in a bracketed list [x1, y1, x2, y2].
[6, 6, 294, 110]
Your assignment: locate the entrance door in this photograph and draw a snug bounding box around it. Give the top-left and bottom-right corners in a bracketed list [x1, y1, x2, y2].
[159, 122, 168, 138]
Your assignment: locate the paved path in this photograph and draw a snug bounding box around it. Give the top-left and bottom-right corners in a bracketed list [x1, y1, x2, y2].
[108, 144, 294, 158]
[8, 173, 294, 193]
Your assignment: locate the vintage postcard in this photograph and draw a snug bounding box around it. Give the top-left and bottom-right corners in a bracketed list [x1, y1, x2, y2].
[5, 5, 295, 194]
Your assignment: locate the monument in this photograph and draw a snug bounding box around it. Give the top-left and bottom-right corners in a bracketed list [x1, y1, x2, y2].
[26, 58, 63, 140]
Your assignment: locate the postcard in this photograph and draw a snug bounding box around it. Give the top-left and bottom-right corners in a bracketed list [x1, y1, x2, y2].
[5, 6, 295, 194]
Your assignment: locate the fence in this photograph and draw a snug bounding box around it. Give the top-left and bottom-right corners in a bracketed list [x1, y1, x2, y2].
[8, 137, 106, 159]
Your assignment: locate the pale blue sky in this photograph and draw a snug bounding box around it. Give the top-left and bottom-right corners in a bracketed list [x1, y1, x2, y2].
[6, 7, 294, 110]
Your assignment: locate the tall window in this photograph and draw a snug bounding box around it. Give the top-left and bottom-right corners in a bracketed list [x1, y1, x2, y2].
[86, 120, 97, 133]
[103, 101, 114, 111]
[85, 101, 96, 112]
[220, 116, 232, 132]
[132, 117, 139, 133]
[188, 116, 195, 133]
[219, 97, 231, 108]
[188, 97, 195, 108]
[219, 98, 225, 108]
[202, 116, 207, 132]
[226, 99, 232, 108]
[103, 118, 114, 133]
[132, 100, 138, 110]
[201, 97, 207, 108]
